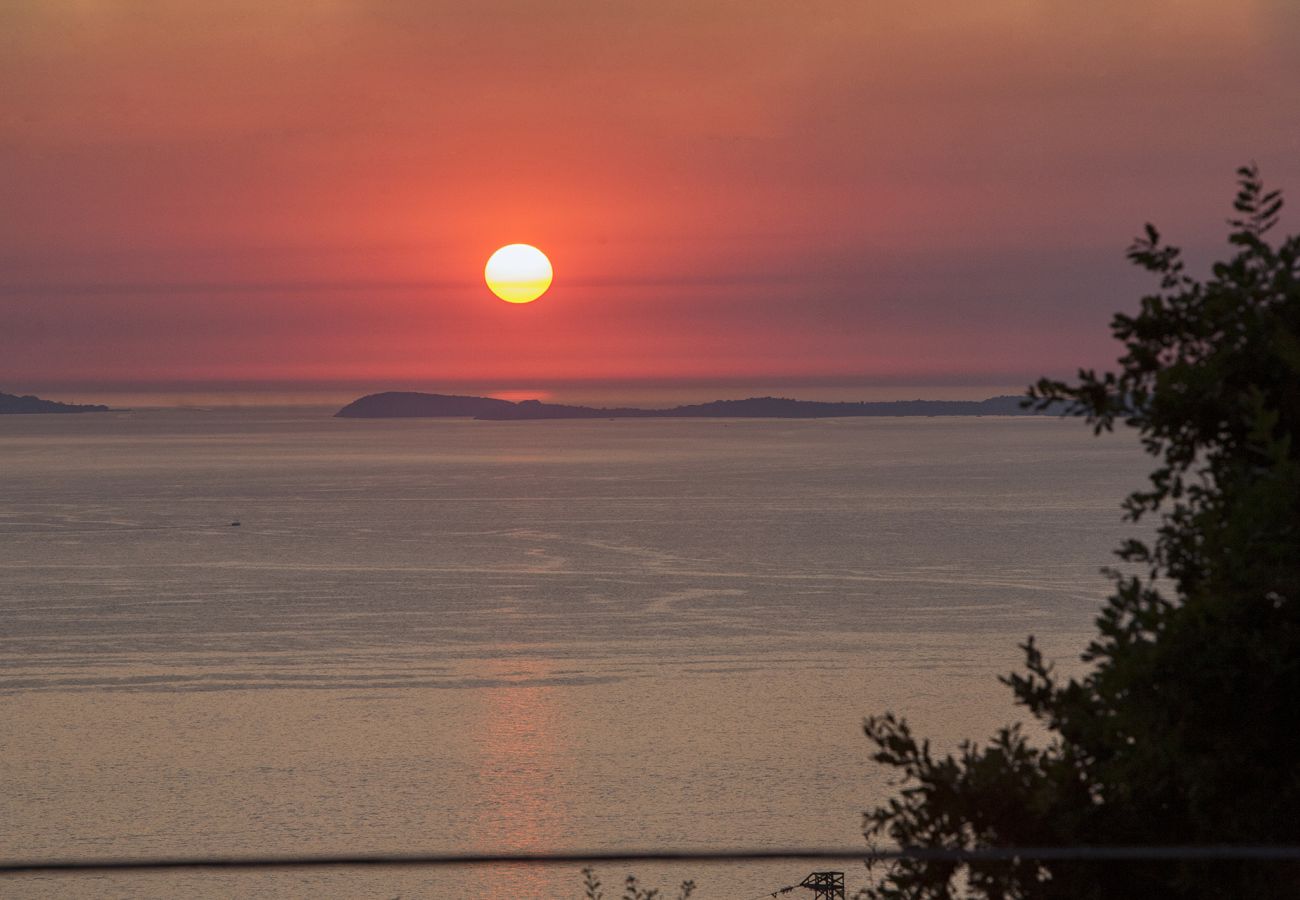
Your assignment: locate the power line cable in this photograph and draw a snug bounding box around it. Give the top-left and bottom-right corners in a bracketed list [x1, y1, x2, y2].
[739, 883, 798, 900]
[4, 845, 1300, 876]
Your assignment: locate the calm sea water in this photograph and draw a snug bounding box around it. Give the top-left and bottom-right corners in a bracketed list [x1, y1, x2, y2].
[0, 409, 1147, 898]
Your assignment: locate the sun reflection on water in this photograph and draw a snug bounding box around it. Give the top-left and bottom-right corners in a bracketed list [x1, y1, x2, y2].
[464, 654, 574, 895]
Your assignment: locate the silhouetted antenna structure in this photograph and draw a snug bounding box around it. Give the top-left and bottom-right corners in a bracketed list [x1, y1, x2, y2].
[798, 871, 845, 899]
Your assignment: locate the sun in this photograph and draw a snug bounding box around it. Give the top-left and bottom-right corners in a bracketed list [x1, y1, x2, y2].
[484, 244, 553, 304]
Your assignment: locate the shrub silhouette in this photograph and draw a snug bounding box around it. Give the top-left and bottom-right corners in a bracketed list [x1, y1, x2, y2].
[580, 866, 696, 900]
[861, 165, 1300, 899]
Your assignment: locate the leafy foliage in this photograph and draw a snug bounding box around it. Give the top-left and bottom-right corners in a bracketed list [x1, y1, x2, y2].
[580, 866, 696, 900]
[860, 166, 1300, 899]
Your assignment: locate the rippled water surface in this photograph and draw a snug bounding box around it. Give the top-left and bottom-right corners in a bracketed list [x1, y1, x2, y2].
[0, 409, 1146, 897]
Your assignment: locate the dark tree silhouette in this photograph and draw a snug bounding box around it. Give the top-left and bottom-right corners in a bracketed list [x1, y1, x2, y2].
[860, 166, 1300, 899]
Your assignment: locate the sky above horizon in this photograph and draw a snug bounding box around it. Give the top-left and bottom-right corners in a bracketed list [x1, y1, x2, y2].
[3, 1, 1299, 397]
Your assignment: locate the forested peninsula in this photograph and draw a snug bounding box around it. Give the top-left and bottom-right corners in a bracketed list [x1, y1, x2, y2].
[335, 391, 1046, 420]
[0, 391, 110, 414]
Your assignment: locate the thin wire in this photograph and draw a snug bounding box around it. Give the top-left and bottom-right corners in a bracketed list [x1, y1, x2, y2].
[738, 883, 798, 900]
[4, 846, 1300, 875]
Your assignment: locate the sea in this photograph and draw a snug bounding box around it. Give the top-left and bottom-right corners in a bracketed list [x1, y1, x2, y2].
[0, 407, 1149, 898]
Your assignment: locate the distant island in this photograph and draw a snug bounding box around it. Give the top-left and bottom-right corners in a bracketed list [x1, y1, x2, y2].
[336, 391, 1047, 420]
[0, 391, 110, 415]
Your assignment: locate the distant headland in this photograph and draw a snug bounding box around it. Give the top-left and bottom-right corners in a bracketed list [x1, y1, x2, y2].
[336, 391, 1047, 420]
[0, 391, 111, 415]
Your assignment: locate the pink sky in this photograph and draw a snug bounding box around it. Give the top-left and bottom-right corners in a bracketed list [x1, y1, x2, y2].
[3, 1, 1298, 399]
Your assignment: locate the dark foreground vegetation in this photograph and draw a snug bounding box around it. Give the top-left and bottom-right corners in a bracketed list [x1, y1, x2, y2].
[580, 866, 695, 900]
[859, 167, 1300, 898]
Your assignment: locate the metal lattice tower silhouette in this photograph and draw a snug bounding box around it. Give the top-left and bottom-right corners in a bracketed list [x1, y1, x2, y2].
[798, 871, 845, 899]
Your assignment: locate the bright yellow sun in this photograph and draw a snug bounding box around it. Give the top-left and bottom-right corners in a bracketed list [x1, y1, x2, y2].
[484, 244, 553, 304]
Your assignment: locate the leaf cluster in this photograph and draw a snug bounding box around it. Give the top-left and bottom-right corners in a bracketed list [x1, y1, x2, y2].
[861, 166, 1300, 899]
[581, 866, 696, 900]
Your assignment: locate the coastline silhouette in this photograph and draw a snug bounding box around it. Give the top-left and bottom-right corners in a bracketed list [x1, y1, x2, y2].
[0, 391, 109, 415]
[334, 391, 1048, 420]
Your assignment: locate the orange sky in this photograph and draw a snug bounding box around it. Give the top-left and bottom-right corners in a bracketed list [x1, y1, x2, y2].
[3, 1, 1298, 398]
